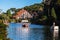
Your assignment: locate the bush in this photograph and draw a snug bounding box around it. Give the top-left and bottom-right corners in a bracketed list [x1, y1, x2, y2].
[0, 23, 8, 40]
[0, 23, 7, 28]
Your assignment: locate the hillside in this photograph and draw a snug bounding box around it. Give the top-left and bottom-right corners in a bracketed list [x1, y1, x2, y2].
[0, 2, 57, 25]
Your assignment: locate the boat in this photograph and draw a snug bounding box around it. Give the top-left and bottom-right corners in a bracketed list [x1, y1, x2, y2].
[21, 20, 30, 28]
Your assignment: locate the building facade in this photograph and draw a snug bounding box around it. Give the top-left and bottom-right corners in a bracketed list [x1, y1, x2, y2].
[13, 9, 32, 19]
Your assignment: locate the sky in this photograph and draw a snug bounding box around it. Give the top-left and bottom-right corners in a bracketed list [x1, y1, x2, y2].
[0, 0, 43, 12]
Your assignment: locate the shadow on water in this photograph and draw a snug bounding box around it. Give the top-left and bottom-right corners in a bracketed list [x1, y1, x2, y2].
[44, 26, 53, 40]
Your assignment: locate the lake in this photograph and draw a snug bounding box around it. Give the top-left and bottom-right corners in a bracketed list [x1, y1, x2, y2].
[7, 23, 59, 40]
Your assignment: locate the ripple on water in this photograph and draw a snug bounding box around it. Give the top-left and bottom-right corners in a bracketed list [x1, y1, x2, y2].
[7, 23, 46, 40]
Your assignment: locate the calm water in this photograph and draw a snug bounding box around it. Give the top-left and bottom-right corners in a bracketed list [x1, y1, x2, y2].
[7, 23, 59, 40]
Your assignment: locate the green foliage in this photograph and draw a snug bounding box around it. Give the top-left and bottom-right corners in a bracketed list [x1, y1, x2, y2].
[0, 20, 3, 23]
[0, 15, 4, 19]
[1, 13, 9, 20]
[24, 3, 44, 11]
[10, 8, 16, 11]
[0, 2, 58, 25]
[57, 0, 60, 4]
[0, 23, 8, 40]
[51, 8, 57, 19]
[7, 9, 12, 17]
[0, 23, 7, 28]
[40, 16, 47, 21]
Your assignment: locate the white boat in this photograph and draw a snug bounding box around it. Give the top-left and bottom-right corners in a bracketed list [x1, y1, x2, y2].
[21, 20, 30, 28]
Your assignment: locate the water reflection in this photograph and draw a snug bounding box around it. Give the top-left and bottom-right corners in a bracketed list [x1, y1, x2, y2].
[16, 27, 29, 33]
[7, 23, 45, 40]
[16, 27, 30, 40]
[53, 27, 59, 40]
[44, 26, 59, 40]
[7, 23, 59, 40]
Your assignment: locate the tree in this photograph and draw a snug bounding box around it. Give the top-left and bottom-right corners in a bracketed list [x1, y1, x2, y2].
[6, 9, 12, 17]
[10, 8, 16, 14]
[0, 23, 8, 40]
[57, 0, 60, 4]
[51, 8, 57, 19]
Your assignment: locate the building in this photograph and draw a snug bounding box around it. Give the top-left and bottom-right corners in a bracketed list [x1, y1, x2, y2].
[13, 9, 32, 19]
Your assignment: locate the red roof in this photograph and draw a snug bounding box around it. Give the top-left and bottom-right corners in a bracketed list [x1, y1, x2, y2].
[13, 9, 28, 18]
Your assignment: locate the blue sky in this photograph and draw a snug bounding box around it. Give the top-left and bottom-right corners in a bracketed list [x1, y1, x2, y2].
[0, 0, 43, 12]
